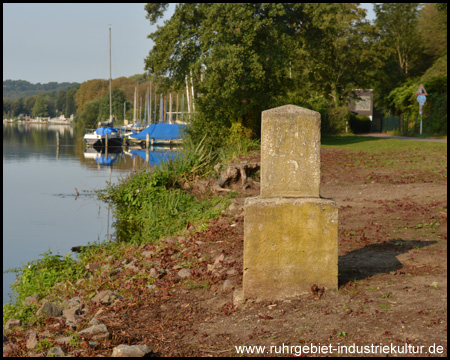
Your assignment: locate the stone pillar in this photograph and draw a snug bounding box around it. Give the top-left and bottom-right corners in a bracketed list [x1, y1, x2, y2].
[243, 105, 338, 301]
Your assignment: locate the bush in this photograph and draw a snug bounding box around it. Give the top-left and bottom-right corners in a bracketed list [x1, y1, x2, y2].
[323, 106, 351, 134]
[349, 114, 371, 133]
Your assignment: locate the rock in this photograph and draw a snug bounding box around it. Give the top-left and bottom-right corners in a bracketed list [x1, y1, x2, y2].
[214, 254, 225, 266]
[149, 268, 158, 278]
[91, 290, 116, 305]
[41, 330, 52, 338]
[78, 324, 109, 336]
[92, 332, 111, 341]
[233, 289, 244, 307]
[89, 317, 102, 326]
[177, 268, 192, 279]
[26, 332, 39, 350]
[55, 336, 74, 345]
[4, 318, 21, 330]
[66, 296, 82, 308]
[111, 344, 153, 357]
[165, 236, 177, 244]
[36, 302, 62, 317]
[22, 293, 40, 306]
[142, 251, 154, 258]
[222, 279, 235, 292]
[85, 263, 100, 272]
[124, 261, 140, 272]
[47, 347, 66, 356]
[94, 308, 105, 318]
[3, 344, 16, 356]
[64, 313, 82, 325]
[226, 268, 238, 276]
[63, 308, 82, 317]
[88, 341, 99, 349]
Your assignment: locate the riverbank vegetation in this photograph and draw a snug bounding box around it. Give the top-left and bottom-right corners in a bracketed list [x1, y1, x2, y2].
[3, 123, 259, 326]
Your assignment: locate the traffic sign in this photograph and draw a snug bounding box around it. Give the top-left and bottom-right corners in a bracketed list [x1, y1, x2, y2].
[415, 84, 427, 96]
[417, 94, 426, 105]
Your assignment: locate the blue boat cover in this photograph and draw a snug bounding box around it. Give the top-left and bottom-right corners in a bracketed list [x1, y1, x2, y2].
[96, 127, 119, 136]
[129, 149, 179, 165]
[129, 124, 186, 141]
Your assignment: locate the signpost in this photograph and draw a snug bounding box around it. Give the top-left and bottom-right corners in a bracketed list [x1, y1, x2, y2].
[416, 84, 427, 135]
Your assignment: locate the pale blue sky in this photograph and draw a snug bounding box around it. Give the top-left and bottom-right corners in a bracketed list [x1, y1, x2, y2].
[3, 3, 375, 84]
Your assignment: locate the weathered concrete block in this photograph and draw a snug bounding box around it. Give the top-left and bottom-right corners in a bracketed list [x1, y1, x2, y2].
[260, 105, 321, 198]
[243, 197, 338, 300]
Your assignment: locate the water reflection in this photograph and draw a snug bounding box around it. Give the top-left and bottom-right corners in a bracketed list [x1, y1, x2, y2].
[3, 122, 182, 304]
[124, 147, 180, 166]
[84, 147, 123, 167]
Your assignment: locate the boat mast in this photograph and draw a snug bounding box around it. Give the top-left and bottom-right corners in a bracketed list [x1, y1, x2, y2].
[109, 27, 112, 122]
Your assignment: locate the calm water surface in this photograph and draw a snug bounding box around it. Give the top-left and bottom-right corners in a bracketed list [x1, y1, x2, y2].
[3, 123, 178, 304]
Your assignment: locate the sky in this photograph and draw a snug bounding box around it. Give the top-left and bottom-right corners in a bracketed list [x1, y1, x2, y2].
[3, 3, 375, 85]
[3, 3, 175, 84]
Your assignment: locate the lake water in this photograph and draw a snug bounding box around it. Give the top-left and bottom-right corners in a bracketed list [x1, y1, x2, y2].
[2, 122, 178, 304]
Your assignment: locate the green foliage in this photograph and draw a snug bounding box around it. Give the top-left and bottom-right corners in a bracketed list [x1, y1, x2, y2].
[98, 88, 130, 122]
[98, 138, 224, 244]
[31, 96, 48, 117]
[4, 250, 86, 310]
[323, 106, 351, 134]
[145, 3, 303, 137]
[297, 4, 375, 107]
[35, 338, 53, 352]
[97, 124, 258, 244]
[3, 250, 86, 325]
[2, 80, 80, 100]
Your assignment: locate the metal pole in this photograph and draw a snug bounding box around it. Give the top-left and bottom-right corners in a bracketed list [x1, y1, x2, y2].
[420, 113, 423, 135]
[109, 27, 112, 122]
[149, 83, 152, 125]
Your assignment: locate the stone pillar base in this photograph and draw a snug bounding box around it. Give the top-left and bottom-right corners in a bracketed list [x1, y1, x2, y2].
[243, 196, 338, 301]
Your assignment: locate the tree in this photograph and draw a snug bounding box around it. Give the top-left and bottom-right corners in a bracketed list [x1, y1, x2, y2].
[75, 79, 108, 113]
[98, 88, 129, 121]
[32, 96, 48, 117]
[418, 3, 447, 60]
[374, 3, 422, 77]
[65, 88, 78, 117]
[56, 90, 67, 115]
[294, 3, 376, 108]
[144, 3, 304, 142]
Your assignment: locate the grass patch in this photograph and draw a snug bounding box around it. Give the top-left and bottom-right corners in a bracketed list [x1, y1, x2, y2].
[3, 250, 86, 326]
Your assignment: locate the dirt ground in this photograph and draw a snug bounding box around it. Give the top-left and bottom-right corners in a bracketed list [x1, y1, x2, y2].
[5, 142, 447, 357]
[96, 145, 446, 357]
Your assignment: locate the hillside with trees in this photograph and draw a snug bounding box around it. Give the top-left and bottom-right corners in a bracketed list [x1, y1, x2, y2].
[3, 80, 80, 99]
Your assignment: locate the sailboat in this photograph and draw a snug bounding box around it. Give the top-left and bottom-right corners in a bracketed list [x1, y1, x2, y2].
[84, 27, 122, 147]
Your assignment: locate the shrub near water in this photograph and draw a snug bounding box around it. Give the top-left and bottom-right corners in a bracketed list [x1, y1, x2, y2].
[3, 250, 86, 325]
[98, 137, 230, 245]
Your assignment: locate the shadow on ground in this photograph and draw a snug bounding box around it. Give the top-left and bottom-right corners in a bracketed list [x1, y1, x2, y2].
[321, 135, 383, 146]
[338, 239, 437, 286]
